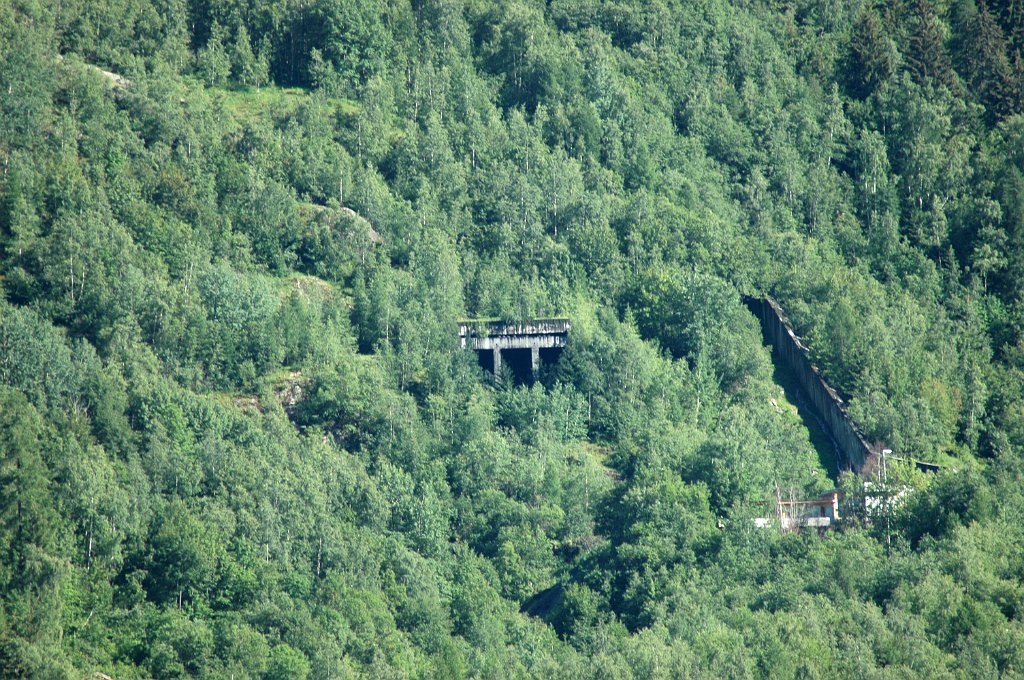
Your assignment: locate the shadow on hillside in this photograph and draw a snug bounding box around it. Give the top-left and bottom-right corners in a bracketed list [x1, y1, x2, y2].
[771, 358, 841, 482]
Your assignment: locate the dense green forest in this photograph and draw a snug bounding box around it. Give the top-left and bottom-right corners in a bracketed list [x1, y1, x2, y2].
[2, 0, 1024, 676]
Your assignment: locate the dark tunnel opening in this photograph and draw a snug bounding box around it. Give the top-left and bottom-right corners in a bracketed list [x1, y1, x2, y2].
[503, 348, 534, 384]
[477, 348, 495, 373]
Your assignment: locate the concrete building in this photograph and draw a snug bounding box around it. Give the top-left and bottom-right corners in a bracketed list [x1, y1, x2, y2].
[458, 318, 570, 383]
[754, 491, 841, 531]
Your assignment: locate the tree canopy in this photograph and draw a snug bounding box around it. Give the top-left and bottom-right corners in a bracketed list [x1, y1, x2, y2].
[3, 0, 1024, 677]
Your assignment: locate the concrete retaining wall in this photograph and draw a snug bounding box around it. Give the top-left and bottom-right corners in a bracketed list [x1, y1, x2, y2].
[746, 298, 875, 473]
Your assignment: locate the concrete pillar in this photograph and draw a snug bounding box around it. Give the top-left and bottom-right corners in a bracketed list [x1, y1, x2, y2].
[531, 346, 540, 379]
[493, 348, 502, 380]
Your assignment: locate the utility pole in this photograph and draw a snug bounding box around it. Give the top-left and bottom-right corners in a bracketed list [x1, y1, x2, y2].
[882, 448, 892, 552]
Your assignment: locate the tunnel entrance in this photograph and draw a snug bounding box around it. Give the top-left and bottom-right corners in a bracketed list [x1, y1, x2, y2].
[459, 318, 571, 386]
[503, 348, 535, 384]
[477, 349, 496, 374]
[539, 347, 563, 367]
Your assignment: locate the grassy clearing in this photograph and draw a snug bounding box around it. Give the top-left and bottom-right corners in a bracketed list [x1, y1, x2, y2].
[275, 273, 337, 299]
[216, 85, 360, 124]
[770, 359, 842, 481]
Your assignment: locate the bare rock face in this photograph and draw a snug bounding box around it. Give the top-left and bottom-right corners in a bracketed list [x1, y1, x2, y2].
[281, 382, 303, 412]
[225, 372, 306, 418]
[57, 55, 131, 89]
[275, 371, 306, 414]
[232, 395, 261, 413]
[299, 203, 382, 245]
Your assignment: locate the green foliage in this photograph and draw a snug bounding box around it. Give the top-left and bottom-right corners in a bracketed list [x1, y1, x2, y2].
[901, 470, 996, 547]
[1, 0, 1024, 676]
[626, 267, 767, 390]
[197, 22, 231, 88]
[848, 8, 897, 98]
[266, 643, 310, 680]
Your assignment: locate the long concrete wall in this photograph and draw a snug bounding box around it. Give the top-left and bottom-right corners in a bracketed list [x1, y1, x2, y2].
[746, 298, 876, 474]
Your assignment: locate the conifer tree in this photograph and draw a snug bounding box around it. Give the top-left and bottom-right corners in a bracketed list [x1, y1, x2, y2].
[1012, 50, 1024, 113]
[232, 24, 256, 87]
[849, 7, 895, 97]
[906, 0, 955, 87]
[197, 21, 230, 88]
[990, 0, 1024, 51]
[254, 36, 272, 89]
[954, 0, 1016, 120]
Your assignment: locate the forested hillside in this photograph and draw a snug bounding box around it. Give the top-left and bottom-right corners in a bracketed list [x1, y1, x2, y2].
[2, 0, 1024, 677]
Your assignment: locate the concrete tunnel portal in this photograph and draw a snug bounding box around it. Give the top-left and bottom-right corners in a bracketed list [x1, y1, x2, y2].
[458, 319, 570, 383]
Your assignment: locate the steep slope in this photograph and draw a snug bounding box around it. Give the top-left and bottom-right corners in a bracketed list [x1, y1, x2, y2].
[2, 0, 1024, 677]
